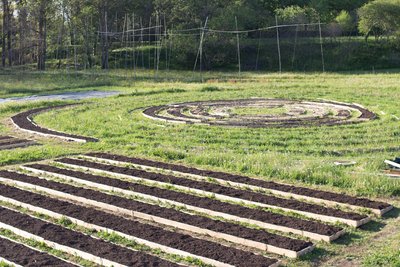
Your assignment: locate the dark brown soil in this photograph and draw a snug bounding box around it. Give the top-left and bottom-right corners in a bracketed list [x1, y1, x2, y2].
[0, 206, 178, 267]
[143, 99, 377, 128]
[87, 153, 391, 211]
[0, 136, 37, 150]
[55, 158, 367, 221]
[0, 138, 34, 148]
[0, 236, 76, 267]
[0, 175, 278, 266]
[11, 167, 311, 252]
[9, 168, 343, 237]
[0, 136, 13, 141]
[0, 183, 280, 266]
[11, 105, 98, 142]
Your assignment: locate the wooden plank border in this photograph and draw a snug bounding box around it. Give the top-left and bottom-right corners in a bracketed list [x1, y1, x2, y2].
[82, 155, 393, 217]
[0, 235, 78, 267]
[0, 208, 127, 267]
[53, 162, 370, 227]
[0, 194, 239, 265]
[0, 257, 23, 267]
[13, 168, 343, 243]
[14, 168, 313, 258]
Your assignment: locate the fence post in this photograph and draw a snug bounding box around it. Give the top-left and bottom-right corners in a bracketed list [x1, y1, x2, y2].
[275, 15, 282, 74]
[318, 19, 325, 72]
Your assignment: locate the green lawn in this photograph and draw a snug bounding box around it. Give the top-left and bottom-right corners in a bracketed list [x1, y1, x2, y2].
[0, 69, 399, 266]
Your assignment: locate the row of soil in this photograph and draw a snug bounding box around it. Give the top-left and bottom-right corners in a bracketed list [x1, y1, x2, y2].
[56, 158, 366, 221]
[11, 105, 98, 143]
[15, 166, 312, 252]
[0, 136, 13, 141]
[0, 206, 177, 267]
[165, 106, 347, 126]
[0, 183, 280, 265]
[0, 236, 75, 267]
[0, 137, 14, 143]
[0, 138, 35, 148]
[86, 153, 391, 211]
[14, 167, 342, 237]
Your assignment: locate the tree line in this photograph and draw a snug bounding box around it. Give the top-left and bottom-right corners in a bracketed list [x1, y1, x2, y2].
[1, 0, 399, 71]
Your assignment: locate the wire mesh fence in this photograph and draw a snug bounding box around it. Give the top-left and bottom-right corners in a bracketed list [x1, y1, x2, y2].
[9, 18, 400, 75]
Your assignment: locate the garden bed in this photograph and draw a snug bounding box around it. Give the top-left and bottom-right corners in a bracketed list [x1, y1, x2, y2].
[84, 153, 392, 216]
[0, 236, 76, 267]
[0, 206, 178, 267]
[4, 169, 344, 242]
[54, 158, 370, 227]
[6, 168, 312, 257]
[11, 105, 98, 143]
[0, 183, 284, 263]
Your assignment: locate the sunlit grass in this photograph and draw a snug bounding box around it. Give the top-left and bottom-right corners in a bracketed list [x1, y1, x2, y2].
[0, 69, 399, 199]
[0, 69, 399, 267]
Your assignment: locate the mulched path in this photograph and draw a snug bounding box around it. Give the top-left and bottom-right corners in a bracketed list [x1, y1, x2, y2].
[11, 105, 98, 143]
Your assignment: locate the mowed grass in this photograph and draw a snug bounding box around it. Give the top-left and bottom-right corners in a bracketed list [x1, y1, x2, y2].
[0, 69, 399, 266]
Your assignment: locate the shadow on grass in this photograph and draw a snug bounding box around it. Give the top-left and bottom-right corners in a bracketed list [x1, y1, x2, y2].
[327, 208, 399, 248]
[199, 86, 224, 92]
[123, 88, 187, 97]
[382, 206, 400, 219]
[3, 83, 114, 97]
[332, 231, 364, 246]
[296, 247, 330, 263]
[358, 220, 386, 233]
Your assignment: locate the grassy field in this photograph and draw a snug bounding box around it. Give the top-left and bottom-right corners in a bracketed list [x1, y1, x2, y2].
[0, 69, 399, 266]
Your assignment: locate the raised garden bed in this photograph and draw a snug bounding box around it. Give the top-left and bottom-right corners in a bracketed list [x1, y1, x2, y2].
[11, 105, 98, 143]
[0, 236, 76, 267]
[0, 206, 178, 267]
[84, 153, 393, 216]
[5, 169, 312, 258]
[3, 169, 344, 242]
[0, 183, 285, 263]
[0, 136, 37, 151]
[54, 158, 370, 227]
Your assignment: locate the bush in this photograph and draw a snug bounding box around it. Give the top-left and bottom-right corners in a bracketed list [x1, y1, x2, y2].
[358, 0, 400, 38]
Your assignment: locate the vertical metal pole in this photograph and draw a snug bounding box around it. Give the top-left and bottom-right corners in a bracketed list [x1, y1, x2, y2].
[235, 16, 241, 77]
[114, 12, 118, 69]
[275, 15, 282, 74]
[148, 16, 152, 69]
[132, 13, 136, 77]
[255, 30, 261, 71]
[199, 17, 208, 82]
[318, 19, 325, 72]
[121, 14, 127, 70]
[164, 14, 168, 71]
[168, 24, 173, 71]
[156, 14, 160, 79]
[292, 25, 299, 70]
[140, 17, 144, 69]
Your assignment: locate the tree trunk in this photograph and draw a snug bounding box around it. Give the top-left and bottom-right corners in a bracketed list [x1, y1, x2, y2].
[6, 0, 11, 66]
[37, 1, 47, 70]
[1, 0, 8, 67]
[100, 1, 109, 69]
[18, 5, 28, 65]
